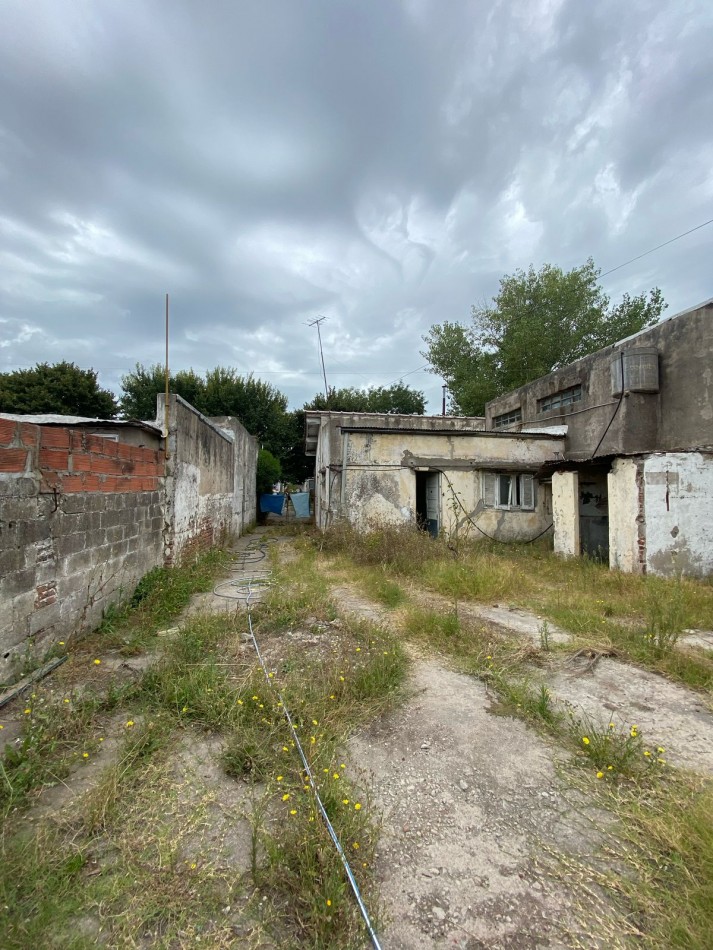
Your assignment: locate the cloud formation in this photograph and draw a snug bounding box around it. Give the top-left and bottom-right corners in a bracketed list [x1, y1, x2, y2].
[1, 0, 711, 410]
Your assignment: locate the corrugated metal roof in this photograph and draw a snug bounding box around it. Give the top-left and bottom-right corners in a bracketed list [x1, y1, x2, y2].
[0, 413, 162, 434]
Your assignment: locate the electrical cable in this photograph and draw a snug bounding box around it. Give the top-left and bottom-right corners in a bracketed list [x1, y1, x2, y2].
[213, 538, 383, 950]
[590, 353, 625, 458]
[435, 468, 553, 545]
[600, 217, 713, 278]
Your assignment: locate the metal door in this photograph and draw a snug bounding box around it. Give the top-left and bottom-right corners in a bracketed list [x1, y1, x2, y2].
[425, 472, 440, 538]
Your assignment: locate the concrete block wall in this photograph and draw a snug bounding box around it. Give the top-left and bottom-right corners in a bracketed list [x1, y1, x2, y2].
[0, 418, 165, 681]
[208, 415, 258, 536]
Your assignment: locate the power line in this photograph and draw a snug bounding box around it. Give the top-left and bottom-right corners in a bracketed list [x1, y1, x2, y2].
[600, 216, 713, 278]
[308, 315, 330, 400]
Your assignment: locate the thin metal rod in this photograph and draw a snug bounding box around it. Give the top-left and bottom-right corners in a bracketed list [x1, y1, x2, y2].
[309, 316, 330, 401]
[164, 293, 170, 456]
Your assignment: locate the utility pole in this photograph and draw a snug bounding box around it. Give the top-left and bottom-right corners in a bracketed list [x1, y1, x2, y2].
[308, 315, 330, 402]
[442, 383, 447, 416]
[164, 293, 170, 458]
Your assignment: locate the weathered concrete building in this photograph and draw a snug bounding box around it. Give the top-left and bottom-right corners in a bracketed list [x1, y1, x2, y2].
[305, 411, 564, 541]
[485, 299, 713, 577]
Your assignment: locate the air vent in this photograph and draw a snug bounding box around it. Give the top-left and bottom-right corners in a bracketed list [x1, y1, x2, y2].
[611, 347, 659, 395]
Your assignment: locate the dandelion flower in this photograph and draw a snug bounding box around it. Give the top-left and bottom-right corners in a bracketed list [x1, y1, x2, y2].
[582, 737, 590, 746]
[190, 862, 197, 870]
[339, 676, 345, 682]
[181, 706, 188, 713]
[607, 765, 613, 771]
[329, 694, 335, 700]
[312, 719, 318, 726]
[289, 809, 297, 815]
[0, 725, 3, 730]
[310, 736, 316, 744]
[59, 641, 65, 646]
[282, 793, 290, 801]
[630, 727, 638, 738]
[126, 720, 135, 728]
[99, 737, 104, 742]
[354, 803, 362, 810]
[658, 758, 666, 765]
[276, 775, 283, 782]
[333, 773, 340, 780]
[342, 799, 350, 805]
[94, 659, 101, 665]
[596, 771, 604, 779]
[237, 700, 244, 706]
[356, 647, 361, 652]
[252, 695, 259, 701]
[657, 746, 665, 754]
[644, 750, 651, 757]
[326, 899, 332, 907]
[340, 763, 345, 769]
[83, 752, 89, 759]
[268, 672, 274, 678]
[64, 698, 70, 703]
[24, 708, 31, 715]
[282, 746, 289, 752]
[608, 723, 615, 730]
[353, 842, 360, 849]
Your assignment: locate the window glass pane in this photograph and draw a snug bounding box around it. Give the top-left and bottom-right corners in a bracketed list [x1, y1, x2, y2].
[498, 475, 511, 506]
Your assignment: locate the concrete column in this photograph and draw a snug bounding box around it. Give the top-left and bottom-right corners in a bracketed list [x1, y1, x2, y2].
[608, 458, 644, 573]
[552, 470, 579, 557]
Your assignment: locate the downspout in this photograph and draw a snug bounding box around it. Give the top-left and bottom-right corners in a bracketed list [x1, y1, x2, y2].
[340, 430, 349, 517]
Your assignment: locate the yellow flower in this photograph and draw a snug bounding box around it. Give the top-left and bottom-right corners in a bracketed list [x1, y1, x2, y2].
[24, 708, 31, 715]
[282, 746, 288, 752]
[658, 758, 666, 765]
[310, 736, 316, 744]
[596, 771, 604, 779]
[383, 651, 389, 655]
[0, 725, 3, 730]
[268, 672, 274, 678]
[326, 899, 332, 907]
[237, 700, 243, 705]
[657, 746, 665, 753]
[582, 737, 590, 745]
[342, 799, 350, 805]
[608, 722, 615, 730]
[99, 737, 104, 742]
[356, 647, 361, 652]
[630, 727, 638, 738]
[354, 803, 361, 810]
[252, 695, 259, 701]
[607, 765, 613, 771]
[83, 752, 89, 759]
[644, 750, 651, 757]
[340, 763, 345, 769]
[276, 775, 283, 782]
[333, 773, 340, 780]
[312, 719, 318, 726]
[329, 694, 335, 700]
[63, 698, 70, 704]
[93, 659, 101, 665]
[352, 842, 360, 849]
[181, 706, 188, 713]
[59, 641, 65, 646]
[289, 809, 297, 815]
[282, 793, 290, 801]
[190, 862, 197, 870]
[339, 676, 345, 682]
[126, 720, 134, 728]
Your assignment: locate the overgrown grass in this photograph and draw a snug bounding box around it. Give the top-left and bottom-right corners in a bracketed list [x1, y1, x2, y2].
[321, 524, 713, 691]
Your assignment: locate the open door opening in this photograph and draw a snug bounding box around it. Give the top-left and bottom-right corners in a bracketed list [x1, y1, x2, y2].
[415, 471, 440, 538]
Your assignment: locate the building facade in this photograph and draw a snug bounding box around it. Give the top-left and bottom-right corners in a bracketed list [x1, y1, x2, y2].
[485, 299, 713, 576]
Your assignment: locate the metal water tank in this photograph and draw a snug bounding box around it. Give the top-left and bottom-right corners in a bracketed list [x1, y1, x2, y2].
[611, 347, 659, 395]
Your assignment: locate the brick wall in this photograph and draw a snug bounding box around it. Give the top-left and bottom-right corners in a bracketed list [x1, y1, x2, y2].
[0, 420, 165, 681]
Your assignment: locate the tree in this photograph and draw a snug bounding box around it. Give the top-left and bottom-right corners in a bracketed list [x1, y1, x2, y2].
[256, 448, 281, 495]
[422, 259, 667, 415]
[119, 364, 205, 420]
[303, 382, 426, 414]
[0, 361, 118, 418]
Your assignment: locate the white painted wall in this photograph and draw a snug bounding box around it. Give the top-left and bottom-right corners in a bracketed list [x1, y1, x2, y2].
[552, 471, 579, 557]
[643, 452, 713, 577]
[607, 458, 641, 573]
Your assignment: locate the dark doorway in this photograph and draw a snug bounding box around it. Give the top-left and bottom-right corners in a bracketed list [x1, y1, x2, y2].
[579, 468, 609, 560]
[415, 471, 440, 537]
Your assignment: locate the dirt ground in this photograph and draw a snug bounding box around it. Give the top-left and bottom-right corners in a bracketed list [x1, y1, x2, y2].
[3, 534, 712, 949]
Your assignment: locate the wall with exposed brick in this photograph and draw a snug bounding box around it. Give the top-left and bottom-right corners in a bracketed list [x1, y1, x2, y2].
[0, 418, 165, 681]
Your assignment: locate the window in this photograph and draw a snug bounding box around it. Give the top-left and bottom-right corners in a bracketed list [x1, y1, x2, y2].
[492, 407, 522, 429]
[537, 384, 582, 413]
[482, 472, 535, 510]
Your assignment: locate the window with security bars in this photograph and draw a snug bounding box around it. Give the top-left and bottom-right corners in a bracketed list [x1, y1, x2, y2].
[492, 407, 522, 428]
[537, 384, 582, 413]
[482, 472, 535, 510]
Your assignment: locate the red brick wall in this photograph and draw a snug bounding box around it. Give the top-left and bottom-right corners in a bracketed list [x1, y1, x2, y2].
[0, 420, 165, 491]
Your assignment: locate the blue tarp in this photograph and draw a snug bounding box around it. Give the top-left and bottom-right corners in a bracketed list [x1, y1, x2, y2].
[260, 493, 285, 514]
[290, 492, 311, 518]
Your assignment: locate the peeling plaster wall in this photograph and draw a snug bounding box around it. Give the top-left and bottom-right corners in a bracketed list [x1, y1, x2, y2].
[208, 416, 258, 536]
[335, 429, 561, 540]
[552, 471, 579, 557]
[608, 458, 641, 573]
[158, 395, 234, 563]
[643, 452, 713, 577]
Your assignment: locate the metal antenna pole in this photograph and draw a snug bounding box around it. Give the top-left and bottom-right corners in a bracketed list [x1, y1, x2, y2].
[308, 316, 330, 401]
[164, 293, 170, 458]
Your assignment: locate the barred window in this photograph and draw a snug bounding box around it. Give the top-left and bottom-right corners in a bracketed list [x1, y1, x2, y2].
[492, 407, 522, 428]
[538, 384, 582, 413]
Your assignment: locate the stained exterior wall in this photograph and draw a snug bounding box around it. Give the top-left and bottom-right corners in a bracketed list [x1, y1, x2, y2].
[158, 395, 235, 564]
[0, 418, 164, 680]
[207, 416, 258, 537]
[308, 412, 563, 541]
[643, 452, 713, 576]
[552, 471, 579, 557]
[484, 300, 713, 460]
[607, 458, 641, 573]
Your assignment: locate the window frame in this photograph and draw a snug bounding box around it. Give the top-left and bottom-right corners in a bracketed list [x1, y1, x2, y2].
[482, 471, 536, 511]
[537, 384, 582, 414]
[492, 406, 523, 429]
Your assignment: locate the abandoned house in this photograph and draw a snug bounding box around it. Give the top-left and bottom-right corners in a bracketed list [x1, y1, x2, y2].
[485, 298, 713, 577]
[304, 411, 565, 542]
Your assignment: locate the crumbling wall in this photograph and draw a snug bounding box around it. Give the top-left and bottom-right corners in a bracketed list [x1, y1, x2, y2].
[0, 418, 164, 680]
[158, 395, 235, 564]
[207, 415, 258, 536]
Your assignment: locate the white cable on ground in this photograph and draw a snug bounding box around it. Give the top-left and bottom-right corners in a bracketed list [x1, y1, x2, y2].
[214, 539, 383, 950]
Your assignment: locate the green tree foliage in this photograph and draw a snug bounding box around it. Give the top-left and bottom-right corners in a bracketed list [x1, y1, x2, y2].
[119, 363, 204, 420]
[0, 361, 118, 418]
[422, 259, 667, 415]
[256, 448, 282, 495]
[303, 382, 425, 414]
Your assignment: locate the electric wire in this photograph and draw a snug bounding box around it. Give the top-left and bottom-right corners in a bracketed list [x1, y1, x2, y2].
[213, 539, 383, 950]
[600, 216, 713, 278]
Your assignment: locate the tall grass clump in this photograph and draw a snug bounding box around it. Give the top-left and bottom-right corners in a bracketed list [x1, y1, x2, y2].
[320, 522, 444, 577]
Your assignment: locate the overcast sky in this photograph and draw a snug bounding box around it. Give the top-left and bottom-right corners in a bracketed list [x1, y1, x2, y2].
[1, 0, 711, 413]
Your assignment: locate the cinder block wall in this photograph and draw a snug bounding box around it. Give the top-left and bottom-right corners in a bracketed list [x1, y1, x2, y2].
[0, 419, 164, 681]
